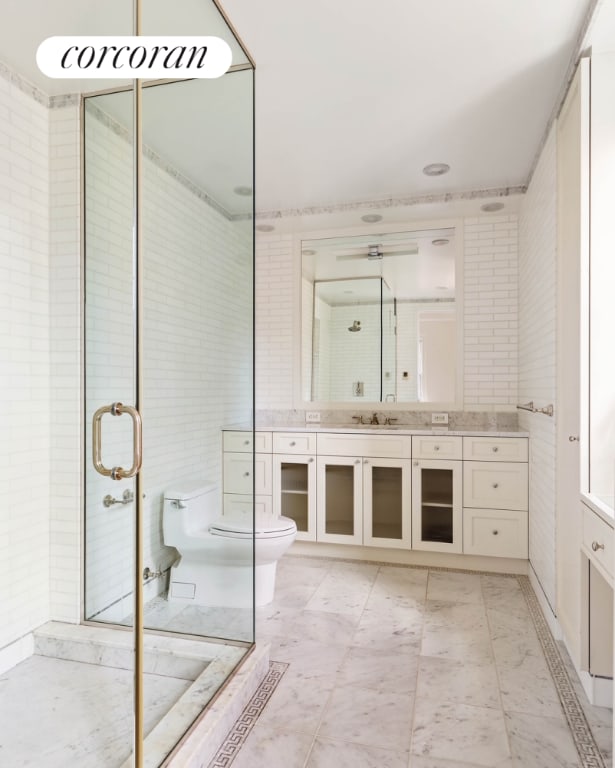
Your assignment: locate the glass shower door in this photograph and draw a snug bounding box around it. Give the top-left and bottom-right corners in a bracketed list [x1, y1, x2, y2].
[83, 65, 255, 768]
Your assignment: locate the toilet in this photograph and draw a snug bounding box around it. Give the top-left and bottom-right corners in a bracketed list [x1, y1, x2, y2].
[162, 484, 296, 607]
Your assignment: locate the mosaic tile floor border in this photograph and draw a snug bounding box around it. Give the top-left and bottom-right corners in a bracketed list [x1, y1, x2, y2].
[518, 575, 607, 768]
[207, 661, 288, 768]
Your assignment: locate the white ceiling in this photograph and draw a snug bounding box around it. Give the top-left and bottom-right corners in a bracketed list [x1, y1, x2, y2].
[2, 0, 614, 227]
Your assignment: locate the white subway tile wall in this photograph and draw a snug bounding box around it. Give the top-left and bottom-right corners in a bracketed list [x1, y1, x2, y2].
[518, 125, 557, 612]
[255, 234, 294, 409]
[49, 103, 81, 624]
[83, 104, 253, 619]
[0, 74, 51, 649]
[463, 216, 519, 406]
[256, 218, 519, 409]
[2, 63, 254, 650]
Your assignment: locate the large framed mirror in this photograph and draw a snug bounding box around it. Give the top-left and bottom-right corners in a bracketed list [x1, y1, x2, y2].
[297, 221, 463, 407]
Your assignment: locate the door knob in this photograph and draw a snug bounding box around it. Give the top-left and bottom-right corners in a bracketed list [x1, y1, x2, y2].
[568, 436, 579, 442]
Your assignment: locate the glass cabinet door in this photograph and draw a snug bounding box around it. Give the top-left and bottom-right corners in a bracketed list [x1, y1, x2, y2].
[363, 458, 412, 548]
[316, 456, 362, 544]
[273, 454, 316, 540]
[411, 459, 462, 552]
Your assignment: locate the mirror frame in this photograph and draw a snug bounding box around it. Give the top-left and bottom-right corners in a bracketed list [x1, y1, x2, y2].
[292, 218, 465, 411]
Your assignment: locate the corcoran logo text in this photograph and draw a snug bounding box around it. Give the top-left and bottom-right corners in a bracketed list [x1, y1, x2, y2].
[37, 36, 232, 79]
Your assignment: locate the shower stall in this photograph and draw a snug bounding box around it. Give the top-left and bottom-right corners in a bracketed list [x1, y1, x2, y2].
[0, 2, 259, 766]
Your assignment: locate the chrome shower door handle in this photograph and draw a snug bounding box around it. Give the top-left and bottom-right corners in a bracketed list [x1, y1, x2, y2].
[92, 401, 143, 480]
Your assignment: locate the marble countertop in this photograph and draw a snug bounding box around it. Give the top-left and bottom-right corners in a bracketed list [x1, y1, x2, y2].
[226, 424, 529, 438]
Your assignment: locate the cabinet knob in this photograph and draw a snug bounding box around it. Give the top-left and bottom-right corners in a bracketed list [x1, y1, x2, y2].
[364, 459, 369, 464]
[308, 457, 314, 463]
[492, 483, 499, 489]
[569, 435, 580, 442]
[243, 471, 250, 477]
[592, 541, 605, 552]
[492, 529, 499, 536]
[492, 446, 499, 452]
[355, 459, 360, 465]
[413, 461, 419, 467]
[290, 441, 296, 446]
[244, 440, 250, 445]
[434, 445, 440, 451]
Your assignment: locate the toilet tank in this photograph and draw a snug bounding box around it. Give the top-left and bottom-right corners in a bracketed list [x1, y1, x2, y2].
[163, 484, 219, 541]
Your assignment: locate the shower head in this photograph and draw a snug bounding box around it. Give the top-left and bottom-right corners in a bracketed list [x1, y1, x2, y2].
[348, 320, 361, 332]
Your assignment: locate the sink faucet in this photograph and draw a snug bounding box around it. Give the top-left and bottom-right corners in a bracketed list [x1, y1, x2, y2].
[370, 413, 379, 425]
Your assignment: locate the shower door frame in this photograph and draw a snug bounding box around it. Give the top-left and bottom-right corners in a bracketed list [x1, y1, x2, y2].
[80, 4, 256, 763]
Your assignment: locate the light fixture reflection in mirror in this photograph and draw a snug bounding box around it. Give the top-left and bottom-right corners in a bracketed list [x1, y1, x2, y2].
[301, 226, 459, 404]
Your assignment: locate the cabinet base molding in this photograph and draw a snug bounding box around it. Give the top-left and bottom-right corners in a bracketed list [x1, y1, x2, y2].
[289, 541, 528, 575]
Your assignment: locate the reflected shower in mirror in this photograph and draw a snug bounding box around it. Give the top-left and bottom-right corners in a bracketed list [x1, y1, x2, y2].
[301, 226, 459, 404]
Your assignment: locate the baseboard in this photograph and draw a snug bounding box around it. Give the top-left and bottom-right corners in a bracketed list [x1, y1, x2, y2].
[0, 632, 34, 675]
[289, 541, 529, 575]
[528, 565, 561, 640]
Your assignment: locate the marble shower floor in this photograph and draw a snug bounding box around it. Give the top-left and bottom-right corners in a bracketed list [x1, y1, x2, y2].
[0, 622, 249, 767]
[213, 555, 612, 768]
[0, 655, 191, 767]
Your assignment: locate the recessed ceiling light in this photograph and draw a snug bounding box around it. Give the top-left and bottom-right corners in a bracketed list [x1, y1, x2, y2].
[423, 163, 450, 176]
[233, 185, 253, 196]
[302, 249, 317, 256]
[361, 213, 383, 223]
[432, 238, 449, 246]
[480, 202, 505, 212]
[255, 224, 275, 232]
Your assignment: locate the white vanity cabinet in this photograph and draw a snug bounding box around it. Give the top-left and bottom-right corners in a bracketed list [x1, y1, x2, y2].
[222, 430, 273, 521]
[272, 433, 317, 541]
[411, 436, 463, 553]
[462, 437, 529, 558]
[316, 433, 412, 548]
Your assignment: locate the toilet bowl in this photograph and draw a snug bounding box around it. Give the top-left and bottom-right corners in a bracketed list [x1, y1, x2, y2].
[162, 484, 296, 607]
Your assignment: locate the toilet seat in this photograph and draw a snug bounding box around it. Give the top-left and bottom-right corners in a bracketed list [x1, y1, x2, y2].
[209, 517, 296, 539]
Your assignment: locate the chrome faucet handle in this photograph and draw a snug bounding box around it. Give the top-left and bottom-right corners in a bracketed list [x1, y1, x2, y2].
[385, 417, 398, 425]
[371, 413, 379, 425]
[352, 415, 364, 424]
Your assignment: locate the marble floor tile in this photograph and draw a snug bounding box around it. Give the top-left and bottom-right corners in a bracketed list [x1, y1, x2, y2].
[303, 563, 378, 617]
[480, 574, 529, 616]
[426, 571, 484, 604]
[337, 645, 420, 694]
[367, 565, 428, 604]
[421, 601, 493, 664]
[265, 636, 348, 679]
[281, 607, 360, 646]
[411, 699, 511, 767]
[319, 686, 415, 752]
[352, 604, 424, 654]
[416, 655, 501, 709]
[307, 737, 410, 768]
[496, 651, 564, 718]
[255, 667, 335, 734]
[229, 724, 314, 768]
[505, 710, 581, 768]
[410, 756, 513, 768]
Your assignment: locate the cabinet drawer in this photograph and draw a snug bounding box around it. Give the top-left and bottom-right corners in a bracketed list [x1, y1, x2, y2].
[463, 461, 528, 511]
[223, 452, 272, 495]
[223, 430, 272, 453]
[463, 508, 528, 558]
[317, 433, 411, 459]
[223, 494, 273, 526]
[412, 435, 462, 460]
[583, 504, 613, 581]
[273, 432, 316, 454]
[463, 436, 528, 462]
